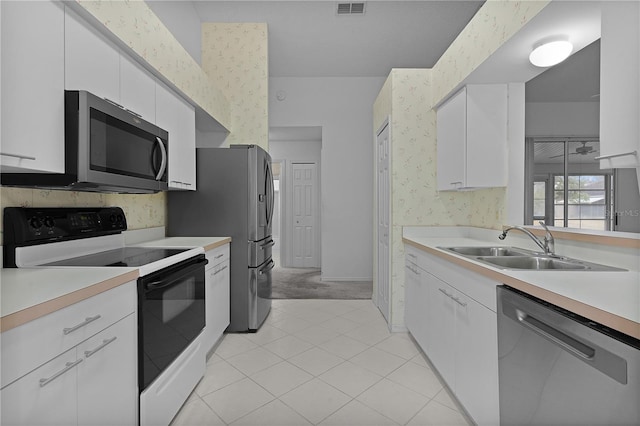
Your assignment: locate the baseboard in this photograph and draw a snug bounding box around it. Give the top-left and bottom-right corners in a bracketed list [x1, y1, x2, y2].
[390, 324, 408, 333]
[320, 276, 373, 282]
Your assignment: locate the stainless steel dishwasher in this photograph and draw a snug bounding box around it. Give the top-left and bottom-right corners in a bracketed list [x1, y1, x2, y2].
[497, 285, 640, 425]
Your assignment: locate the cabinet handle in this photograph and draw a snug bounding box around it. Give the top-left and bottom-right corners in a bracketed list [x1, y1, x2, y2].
[104, 97, 124, 109]
[124, 108, 142, 118]
[450, 181, 463, 186]
[594, 150, 637, 160]
[438, 288, 451, 298]
[84, 337, 117, 358]
[452, 296, 467, 307]
[214, 265, 228, 275]
[39, 359, 83, 387]
[63, 315, 101, 335]
[1, 152, 36, 160]
[407, 253, 417, 259]
[214, 253, 224, 259]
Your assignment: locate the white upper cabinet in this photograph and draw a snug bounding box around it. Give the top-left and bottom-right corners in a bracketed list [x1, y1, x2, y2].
[156, 81, 196, 190]
[120, 53, 156, 124]
[65, 7, 120, 103]
[599, 1, 640, 169]
[437, 84, 508, 191]
[1, 0, 65, 173]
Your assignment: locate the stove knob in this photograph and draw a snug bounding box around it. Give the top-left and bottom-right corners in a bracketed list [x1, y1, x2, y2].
[29, 217, 43, 229]
[44, 217, 55, 228]
[109, 214, 117, 224]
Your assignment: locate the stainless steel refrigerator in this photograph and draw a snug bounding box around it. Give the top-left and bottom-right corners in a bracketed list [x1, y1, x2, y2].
[168, 145, 274, 332]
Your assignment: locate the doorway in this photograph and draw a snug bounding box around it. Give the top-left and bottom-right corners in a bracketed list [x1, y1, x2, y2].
[268, 127, 322, 270]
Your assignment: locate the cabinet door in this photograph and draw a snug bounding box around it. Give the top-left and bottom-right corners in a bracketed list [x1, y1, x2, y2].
[454, 291, 499, 426]
[156, 81, 196, 190]
[1, 0, 65, 173]
[65, 7, 119, 102]
[120, 53, 156, 123]
[599, 1, 640, 169]
[1, 348, 78, 426]
[436, 88, 466, 190]
[211, 260, 230, 340]
[404, 260, 428, 350]
[424, 272, 456, 387]
[77, 314, 137, 426]
[466, 84, 508, 187]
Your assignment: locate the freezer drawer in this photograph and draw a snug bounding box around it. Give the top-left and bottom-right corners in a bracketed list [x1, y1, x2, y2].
[247, 258, 274, 331]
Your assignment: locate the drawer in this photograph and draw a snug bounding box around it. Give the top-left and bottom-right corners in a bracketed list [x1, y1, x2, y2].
[1, 281, 136, 388]
[205, 244, 230, 269]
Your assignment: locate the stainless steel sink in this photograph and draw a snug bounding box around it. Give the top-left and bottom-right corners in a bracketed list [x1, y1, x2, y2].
[476, 256, 589, 270]
[437, 246, 626, 271]
[443, 246, 534, 257]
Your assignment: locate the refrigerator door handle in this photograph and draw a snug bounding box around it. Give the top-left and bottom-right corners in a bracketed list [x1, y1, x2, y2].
[260, 238, 275, 249]
[259, 259, 275, 275]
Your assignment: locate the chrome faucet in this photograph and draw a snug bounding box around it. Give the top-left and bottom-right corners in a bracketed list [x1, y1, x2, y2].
[498, 221, 555, 255]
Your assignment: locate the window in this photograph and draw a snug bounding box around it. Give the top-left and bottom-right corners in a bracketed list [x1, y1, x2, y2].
[553, 175, 611, 230]
[525, 138, 614, 231]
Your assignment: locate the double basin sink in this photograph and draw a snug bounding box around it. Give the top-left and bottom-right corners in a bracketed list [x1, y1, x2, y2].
[438, 246, 625, 271]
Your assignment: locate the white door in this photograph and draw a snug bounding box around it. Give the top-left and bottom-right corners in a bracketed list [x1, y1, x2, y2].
[377, 122, 390, 323]
[291, 163, 318, 268]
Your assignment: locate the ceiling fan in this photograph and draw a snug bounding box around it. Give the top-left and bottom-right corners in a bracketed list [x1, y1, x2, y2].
[549, 141, 599, 159]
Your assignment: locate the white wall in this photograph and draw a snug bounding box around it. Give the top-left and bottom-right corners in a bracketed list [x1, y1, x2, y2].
[270, 77, 386, 280]
[525, 102, 599, 137]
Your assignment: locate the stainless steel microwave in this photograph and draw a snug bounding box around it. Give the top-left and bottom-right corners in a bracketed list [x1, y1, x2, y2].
[1, 90, 169, 193]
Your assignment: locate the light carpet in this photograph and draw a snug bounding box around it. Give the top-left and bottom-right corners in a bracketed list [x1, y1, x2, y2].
[271, 266, 372, 299]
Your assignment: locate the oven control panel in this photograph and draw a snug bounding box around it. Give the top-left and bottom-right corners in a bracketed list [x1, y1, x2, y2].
[3, 207, 127, 246]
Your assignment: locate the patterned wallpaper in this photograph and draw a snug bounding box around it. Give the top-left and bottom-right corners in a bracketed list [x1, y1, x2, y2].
[76, 0, 231, 131]
[431, 0, 550, 106]
[0, 187, 165, 236]
[201, 23, 269, 150]
[373, 69, 506, 327]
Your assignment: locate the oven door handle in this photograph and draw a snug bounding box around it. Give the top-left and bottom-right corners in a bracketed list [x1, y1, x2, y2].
[144, 259, 208, 292]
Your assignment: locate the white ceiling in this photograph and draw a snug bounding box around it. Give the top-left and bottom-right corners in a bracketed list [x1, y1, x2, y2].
[190, 0, 484, 77]
[150, 0, 602, 103]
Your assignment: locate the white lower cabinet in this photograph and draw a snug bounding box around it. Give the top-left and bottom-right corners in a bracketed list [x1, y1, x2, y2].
[405, 247, 499, 426]
[0, 282, 137, 426]
[204, 244, 231, 354]
[1, 348, 78, 426]
[77, 314, 137, 426]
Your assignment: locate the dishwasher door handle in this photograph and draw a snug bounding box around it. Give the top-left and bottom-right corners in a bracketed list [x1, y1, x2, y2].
[516, 309, 596, 360]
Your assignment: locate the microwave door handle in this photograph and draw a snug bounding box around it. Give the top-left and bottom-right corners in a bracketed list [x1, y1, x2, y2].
[155, 137, 167, 181]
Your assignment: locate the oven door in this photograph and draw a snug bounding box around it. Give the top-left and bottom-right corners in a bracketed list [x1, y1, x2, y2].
[138, 255, 207, 391]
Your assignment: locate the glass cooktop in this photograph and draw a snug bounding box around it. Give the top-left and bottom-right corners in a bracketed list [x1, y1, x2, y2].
[43, 247, 190, 267]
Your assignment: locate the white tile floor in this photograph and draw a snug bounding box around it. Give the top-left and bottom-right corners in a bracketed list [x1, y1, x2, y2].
[171, 299, 471, 426]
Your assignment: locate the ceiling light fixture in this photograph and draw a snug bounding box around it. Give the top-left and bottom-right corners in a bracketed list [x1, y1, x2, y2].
[529, 39, 573, 67]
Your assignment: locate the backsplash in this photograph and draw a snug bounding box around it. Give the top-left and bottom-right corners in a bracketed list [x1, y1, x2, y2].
[0, 187, 165, 241]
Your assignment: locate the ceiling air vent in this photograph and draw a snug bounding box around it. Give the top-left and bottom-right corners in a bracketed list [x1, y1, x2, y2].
[337, 2, 366, 15]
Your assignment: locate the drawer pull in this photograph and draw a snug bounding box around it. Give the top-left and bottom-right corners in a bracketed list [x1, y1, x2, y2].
[407, 253, 417, 259]
[452, 296, 467, 307]
[39, 359, 83, 387]
[214, 265, 228, 275]
[438, 288, 451, 298]
[1, 151, 36, 160]
[214, 253, 224, 259]
[63, 315, 101, 335]
[84, 337, 118, 358]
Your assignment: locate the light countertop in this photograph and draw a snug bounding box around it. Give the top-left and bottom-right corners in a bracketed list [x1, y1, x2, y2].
[403, 232, 640, 340]
[1, 236, 231, 332]
[132, 236, 231, 252]
[1, 267, 138, 332]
